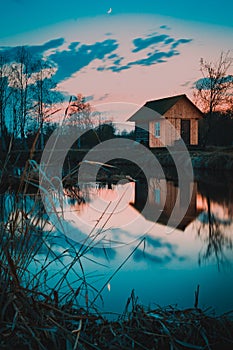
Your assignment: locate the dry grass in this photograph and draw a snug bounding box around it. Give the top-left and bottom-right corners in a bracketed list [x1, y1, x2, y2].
[1, 283, 233, 350]
[83, 297, 233, 350]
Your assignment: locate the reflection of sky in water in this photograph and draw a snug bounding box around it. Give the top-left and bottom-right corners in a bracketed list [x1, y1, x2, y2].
[1, 176, 233, 315]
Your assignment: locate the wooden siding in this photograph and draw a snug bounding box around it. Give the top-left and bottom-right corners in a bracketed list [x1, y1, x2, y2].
[149, 119, 165, 147]
[163, 98, 201, 146]
[166, 118, 181, 146]
[149, 118, 182, 147]
[165, 99, 200, 145]
[164, 98, 202, 120]
[190, 119, 198, 145]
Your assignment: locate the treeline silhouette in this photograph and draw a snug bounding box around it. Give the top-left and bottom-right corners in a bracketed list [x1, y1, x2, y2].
[199, 111, 233, 147]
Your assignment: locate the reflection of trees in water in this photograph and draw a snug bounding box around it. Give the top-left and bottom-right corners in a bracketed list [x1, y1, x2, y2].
[0, 190, 117, 261]
[64, 183, 111, 206]
[197, 175, 233, 219]
[64, 186, 86, 205]
[0, 192, 47, 251]
[197, 195, 233, 270]
[0, 190, 118, 312]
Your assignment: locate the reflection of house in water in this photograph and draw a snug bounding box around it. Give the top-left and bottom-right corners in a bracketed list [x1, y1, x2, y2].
[132, 178, 201, 231]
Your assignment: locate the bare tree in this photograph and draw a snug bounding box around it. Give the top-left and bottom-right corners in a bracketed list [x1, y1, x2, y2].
[194, 51, 233, 113]
[31, 60, 61, 149]
[65, 94, 95, 148]
[193, 51, 233, 145]
[1, 48, 62, 149]
[0, 55, 12, 150]
[67, 94, 93, 128]
[9, 47, 32, 142]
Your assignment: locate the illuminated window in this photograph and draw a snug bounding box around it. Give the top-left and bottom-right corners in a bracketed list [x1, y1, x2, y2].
[155, 122, 160, 138]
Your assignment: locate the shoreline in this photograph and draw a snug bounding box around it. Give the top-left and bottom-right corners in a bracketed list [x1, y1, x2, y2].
[1, 146, 233, 192]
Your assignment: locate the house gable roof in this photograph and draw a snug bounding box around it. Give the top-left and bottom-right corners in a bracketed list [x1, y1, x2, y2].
[145, 94, 185, 115]
[128, 94, 203, 122]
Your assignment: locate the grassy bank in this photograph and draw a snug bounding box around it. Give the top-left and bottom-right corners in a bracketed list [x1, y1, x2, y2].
[148, 146, 233, 171]
[1, 146, 233, 193]
[1, 283, 233, 350]
[2, 145, 233, 172]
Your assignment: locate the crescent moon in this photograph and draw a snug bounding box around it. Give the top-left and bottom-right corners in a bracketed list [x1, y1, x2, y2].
[107, 8, 112, 14]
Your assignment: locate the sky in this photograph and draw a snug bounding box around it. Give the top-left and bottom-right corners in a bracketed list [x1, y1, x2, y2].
[0, 0, 233, 117]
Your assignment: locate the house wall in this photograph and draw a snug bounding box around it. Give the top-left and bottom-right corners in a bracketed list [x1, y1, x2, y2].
[149, 119, 166, 147]
[149, 118, 181, 147]
[164, 98, 202, 120]
[190, 119, 198, 145]
[164, 98, 201, 146]
[167, 118, 181, 146]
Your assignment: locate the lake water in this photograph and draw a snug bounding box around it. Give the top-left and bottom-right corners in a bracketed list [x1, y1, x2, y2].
[1, 171, 233, 316]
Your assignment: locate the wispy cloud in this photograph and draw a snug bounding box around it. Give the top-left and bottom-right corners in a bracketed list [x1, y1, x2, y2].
[97, 32, 193, 73]
[0, 30, 193, 84]
[48, 39, 119, 82]
[117, 50, 180, 71]
[180, 80, 192, 87]
[195, 75, 233, 90]
[0, 38, 65, 62]
[171, 38, 192, 49]
[98, 93, 110, 101]
[132, 34, 170, 53]
[84, 95, 94, 102]
[160, 24, 171, 30]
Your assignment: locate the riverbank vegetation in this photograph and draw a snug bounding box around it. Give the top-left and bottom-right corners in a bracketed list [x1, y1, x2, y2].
[1, 256, 233, 350]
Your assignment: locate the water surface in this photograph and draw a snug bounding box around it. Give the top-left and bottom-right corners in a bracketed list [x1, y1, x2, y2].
[1, 172, 233, 316]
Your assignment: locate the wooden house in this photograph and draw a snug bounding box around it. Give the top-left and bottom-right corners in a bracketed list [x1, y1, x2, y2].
[128, 94, 203, 147]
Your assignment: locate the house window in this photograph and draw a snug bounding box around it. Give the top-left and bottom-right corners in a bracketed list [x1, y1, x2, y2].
[154, 188, 161, 204]
[154, 122, 160, 138]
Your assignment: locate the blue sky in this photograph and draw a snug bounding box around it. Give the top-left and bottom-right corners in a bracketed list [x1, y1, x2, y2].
[1, 0, 233, 40]
[0, 0, 233, 114]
